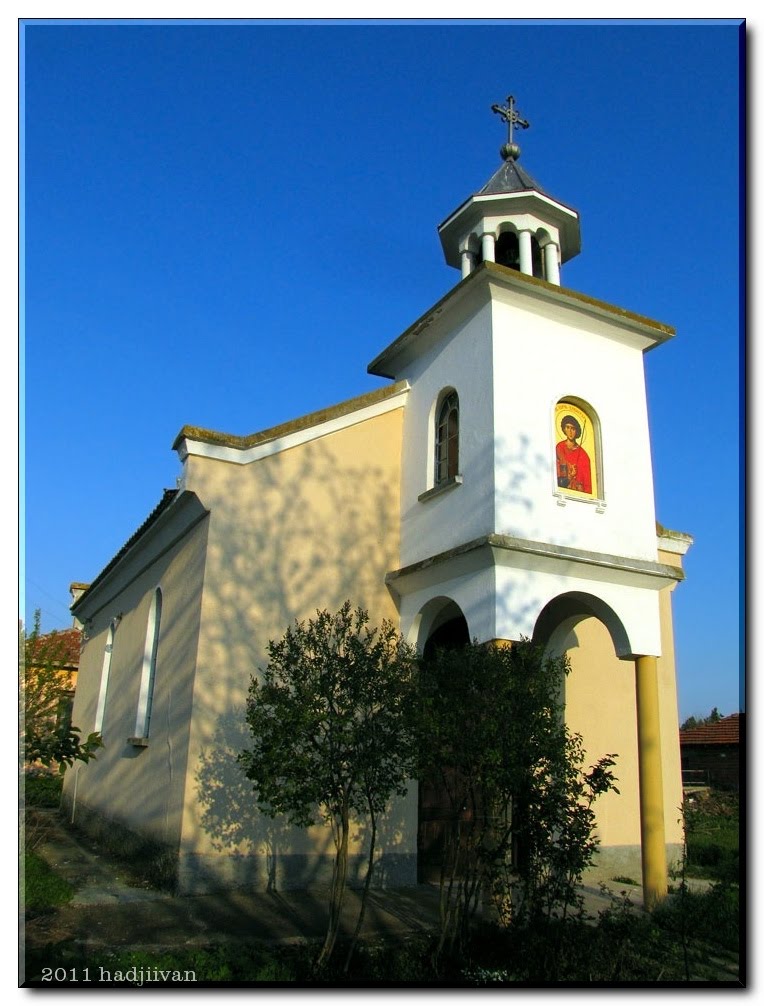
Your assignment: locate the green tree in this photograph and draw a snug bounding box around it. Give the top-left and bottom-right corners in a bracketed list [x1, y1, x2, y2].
[417, 639, 618, 958]
[238, 602, 417, 970]
[21, 611, 102, 772]
[680, 707, 723, 731]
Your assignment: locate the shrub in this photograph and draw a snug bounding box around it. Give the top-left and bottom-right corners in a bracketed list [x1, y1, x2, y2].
[23, 772, 64, 808]
[654, 882, 739, 953]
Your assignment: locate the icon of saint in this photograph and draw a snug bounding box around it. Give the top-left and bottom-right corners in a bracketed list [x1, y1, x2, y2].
[556, 414, 592, 494]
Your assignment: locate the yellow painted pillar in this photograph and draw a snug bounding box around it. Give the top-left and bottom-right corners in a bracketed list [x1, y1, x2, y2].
[634, 654, 668, 909]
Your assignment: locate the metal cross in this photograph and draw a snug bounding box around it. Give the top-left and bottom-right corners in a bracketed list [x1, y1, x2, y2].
[491, 95, 530, 145]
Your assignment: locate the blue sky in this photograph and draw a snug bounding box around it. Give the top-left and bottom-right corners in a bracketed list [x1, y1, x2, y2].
[21, 19, 743, 722]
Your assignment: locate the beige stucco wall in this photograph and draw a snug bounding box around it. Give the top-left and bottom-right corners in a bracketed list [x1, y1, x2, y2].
[177, 404, 416, 891]
[562, 616, 641, 852]
[62, 514, 209, 852]
[562, 571, 684, 877]
[656, 548, 686, 855]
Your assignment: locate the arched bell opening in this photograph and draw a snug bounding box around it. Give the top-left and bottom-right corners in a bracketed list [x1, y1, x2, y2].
[495, 230, 520, 271]
[530, 234, 544, 279]
[494, 229, 545, 278]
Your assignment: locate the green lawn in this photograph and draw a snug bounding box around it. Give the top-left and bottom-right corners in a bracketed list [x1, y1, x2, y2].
[22, 851, 73, 913]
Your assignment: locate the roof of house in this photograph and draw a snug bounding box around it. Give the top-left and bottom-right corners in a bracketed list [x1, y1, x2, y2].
[26, 627, 82, 668]
[679, 713, 741, 746]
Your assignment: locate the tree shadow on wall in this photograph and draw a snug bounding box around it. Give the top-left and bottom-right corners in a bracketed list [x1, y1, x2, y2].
[190, 408, 595, 889]
[195, 708, 336, 892]
[188, 429, 408, 888]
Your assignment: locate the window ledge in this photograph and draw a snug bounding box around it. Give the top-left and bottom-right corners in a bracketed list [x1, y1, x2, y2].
[127, 736, 149, 748]
[418, 475, 463, 503]
[554, 490, 607, 514]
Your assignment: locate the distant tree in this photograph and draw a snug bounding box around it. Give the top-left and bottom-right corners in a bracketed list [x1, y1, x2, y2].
[21, 611, 102, 772]
[238, 602, 417, 970]
[680, 707, 723, 731]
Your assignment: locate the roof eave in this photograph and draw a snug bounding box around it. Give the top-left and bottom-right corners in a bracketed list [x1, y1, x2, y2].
[368, 262, 674, 379]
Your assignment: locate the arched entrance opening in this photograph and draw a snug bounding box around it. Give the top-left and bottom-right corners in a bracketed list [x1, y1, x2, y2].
[533, 591, 631, 660]
[532, 592, 642, 871]
[417, 599, 470, 882]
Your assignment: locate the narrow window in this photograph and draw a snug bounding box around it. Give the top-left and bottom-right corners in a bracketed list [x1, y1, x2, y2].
[94, 622, 115, 734]
[134, 589, 162, 739]
[435, 392, 459, 485]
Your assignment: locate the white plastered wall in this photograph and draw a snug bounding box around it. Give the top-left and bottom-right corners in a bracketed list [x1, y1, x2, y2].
[397, 302, 496, 568]
[491, 291, 658, 561]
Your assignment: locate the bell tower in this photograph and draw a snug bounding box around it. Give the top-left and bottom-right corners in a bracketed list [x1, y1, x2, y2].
[437, 96, 580, 284]
[369, 95, 688, 908]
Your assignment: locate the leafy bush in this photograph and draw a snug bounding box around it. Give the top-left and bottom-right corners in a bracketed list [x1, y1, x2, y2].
[239, 603, 417, 970]
[23, 772, 63, 808]
[654, 882, 739, 953]
[21, 612, 102, 771]
[416, 640, 618, 957]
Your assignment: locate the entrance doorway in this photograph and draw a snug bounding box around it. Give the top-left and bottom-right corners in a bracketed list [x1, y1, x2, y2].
[418, 610, 470, 882]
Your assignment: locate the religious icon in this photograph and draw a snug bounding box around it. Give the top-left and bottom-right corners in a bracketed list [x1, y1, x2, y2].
[555, 402, 597, 497]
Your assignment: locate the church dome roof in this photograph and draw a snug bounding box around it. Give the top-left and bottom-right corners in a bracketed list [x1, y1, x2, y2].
[478, 155, 554, 200]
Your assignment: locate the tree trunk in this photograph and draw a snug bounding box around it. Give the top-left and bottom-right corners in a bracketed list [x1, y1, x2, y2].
[343, 802, 377, 973]
[316, 802, 350, 969]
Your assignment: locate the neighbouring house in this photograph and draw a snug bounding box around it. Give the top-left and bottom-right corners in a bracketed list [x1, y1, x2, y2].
[25, 625, 82, 699]
[23, 623, 83, 767]
[680, 713, 741, 791]
[63, 99, 692, 905]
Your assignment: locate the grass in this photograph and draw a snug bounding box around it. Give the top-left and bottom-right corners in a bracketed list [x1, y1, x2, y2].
[684, 790, 739, 883]
[22, 851, 73, 914]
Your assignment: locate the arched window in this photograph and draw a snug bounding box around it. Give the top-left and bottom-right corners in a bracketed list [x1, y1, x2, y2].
[134, 588, 162, 739]
[94, 621, 116, 734]
[435, 391, 459, 485]
[554, 399, 601, 500]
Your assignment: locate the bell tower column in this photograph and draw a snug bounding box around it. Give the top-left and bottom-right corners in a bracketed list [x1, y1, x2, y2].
[518, 229, 533, 275]
[544, 241, 561, 285]
[481, 232, 496, 264]
[635, 654, 668, 908]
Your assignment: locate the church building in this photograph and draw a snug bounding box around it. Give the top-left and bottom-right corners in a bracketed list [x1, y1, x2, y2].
[64, 97, 691, 907]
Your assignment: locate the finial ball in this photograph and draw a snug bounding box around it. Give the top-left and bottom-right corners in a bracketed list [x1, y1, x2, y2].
[500, 142, 521, 162]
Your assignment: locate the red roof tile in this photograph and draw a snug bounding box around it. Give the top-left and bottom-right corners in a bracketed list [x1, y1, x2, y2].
[680, 713, 740, 746]
[26, 627, 82, 668]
